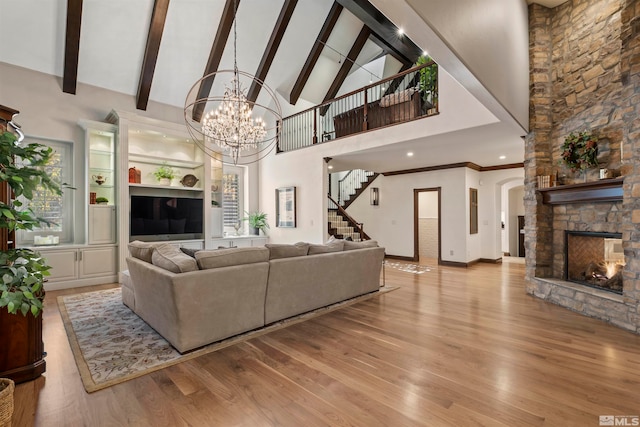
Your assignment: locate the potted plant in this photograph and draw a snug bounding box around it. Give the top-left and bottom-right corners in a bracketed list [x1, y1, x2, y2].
[95, 197, 109, 205]
[0, 128, 61, 387]
[153, 163, 176, 185]
[415, 55, 438, 107]
[560, 130, 598, 172]
[243, 210, 269, 235]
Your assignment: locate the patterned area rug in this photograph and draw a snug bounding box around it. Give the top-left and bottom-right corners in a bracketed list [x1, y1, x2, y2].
[385, 261, 432, 274]
[58, 286, 397, 393]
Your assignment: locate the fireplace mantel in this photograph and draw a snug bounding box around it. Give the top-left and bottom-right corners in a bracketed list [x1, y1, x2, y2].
[538, 177, 624, 205]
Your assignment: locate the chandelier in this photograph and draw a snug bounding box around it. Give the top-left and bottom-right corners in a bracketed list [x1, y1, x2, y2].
[201, 72, 266, 164]
[184, 0, 281, 165]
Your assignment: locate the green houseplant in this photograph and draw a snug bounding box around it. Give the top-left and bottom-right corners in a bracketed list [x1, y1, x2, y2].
[243, 210, 269, 235]
[415, 55, 438, 107]
[95, 197, 109, 205]
[0, 130, 61, 317]
[153, 163, 176, 184]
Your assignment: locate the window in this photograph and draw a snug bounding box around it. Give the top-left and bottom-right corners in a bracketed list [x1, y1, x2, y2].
[470, 188, 478, 235]
[222, 165, 245, 232]
[17, 138, 74, 244]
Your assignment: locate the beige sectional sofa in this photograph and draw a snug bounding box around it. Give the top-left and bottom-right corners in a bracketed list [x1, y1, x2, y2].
[124, 240, 385, 353]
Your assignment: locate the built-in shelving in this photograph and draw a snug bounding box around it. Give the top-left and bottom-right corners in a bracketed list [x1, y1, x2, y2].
[129, 183, 204, 192]
[129, 153, 204, 169]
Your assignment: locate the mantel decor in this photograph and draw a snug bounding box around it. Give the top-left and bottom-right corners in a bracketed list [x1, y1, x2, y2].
[560, 130, 598, 172]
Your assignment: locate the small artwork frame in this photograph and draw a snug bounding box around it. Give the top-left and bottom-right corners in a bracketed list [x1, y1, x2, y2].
[275, 186, 296, 228]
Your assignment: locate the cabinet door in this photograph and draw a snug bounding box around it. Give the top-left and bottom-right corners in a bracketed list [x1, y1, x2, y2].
[41, 250, 78, 282]
[232, 239, 251, 248]
[80, 247, 117, 278]
[251, 238, 268, 247]
[88, 205, 116, 244]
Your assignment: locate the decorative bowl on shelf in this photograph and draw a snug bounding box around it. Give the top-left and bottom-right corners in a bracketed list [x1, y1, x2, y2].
[180, 174, 199, 187]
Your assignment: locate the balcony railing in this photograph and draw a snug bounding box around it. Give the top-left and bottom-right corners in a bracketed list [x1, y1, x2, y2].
[278, 61, 438, 153]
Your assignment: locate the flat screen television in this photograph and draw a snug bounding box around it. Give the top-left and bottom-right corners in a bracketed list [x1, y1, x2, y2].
[130, 195, 203, 241]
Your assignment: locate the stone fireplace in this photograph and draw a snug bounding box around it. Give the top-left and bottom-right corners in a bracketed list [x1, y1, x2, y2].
[565, 231, 624, 294]
[526, 0, 640, 334]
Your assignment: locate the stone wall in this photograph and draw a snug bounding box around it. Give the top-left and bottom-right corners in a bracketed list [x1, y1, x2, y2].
[526, 0, 640, 333]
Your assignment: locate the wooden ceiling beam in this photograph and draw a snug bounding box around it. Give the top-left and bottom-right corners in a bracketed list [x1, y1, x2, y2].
[320, 25, 370, 114]
[136, 0, 171, 111]
[336, 0, 422, 64]
[246, 0, 299, 104]
[63, 0, 83, 94]
[288, 2, 343, 105]
[192, 0, 239, 122]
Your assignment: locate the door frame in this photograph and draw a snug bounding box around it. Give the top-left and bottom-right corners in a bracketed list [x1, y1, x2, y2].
[413, 187, 442, 263]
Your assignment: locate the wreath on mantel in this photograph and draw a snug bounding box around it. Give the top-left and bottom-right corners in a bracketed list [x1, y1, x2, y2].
[560, 130, 599, 172]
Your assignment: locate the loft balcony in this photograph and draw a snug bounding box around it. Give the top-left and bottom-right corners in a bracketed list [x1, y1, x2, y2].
[278, 61, 439, 153]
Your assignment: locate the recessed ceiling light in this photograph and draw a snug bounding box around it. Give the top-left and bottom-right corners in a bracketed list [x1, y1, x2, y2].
[407, 152, 414, 157]
[499, 155, 506, 160]
[398, 28, 404, 36]
[328, 165, 333, 169]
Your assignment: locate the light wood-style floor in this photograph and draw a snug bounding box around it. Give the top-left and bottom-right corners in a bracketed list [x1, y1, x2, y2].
[13, 261, 640, 426]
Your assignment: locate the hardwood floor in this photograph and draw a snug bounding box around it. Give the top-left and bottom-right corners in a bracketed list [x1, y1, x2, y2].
[12, 261, 640, 426]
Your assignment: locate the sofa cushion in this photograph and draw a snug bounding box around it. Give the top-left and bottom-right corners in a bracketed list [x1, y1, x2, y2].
[196, 247, 269, 270]
[128, 240, 156, 263]
[151, 243, 198, 273]
[265, 242, 309, 259]
[343, 240, 379, 251]
[308, 240, 344, 255]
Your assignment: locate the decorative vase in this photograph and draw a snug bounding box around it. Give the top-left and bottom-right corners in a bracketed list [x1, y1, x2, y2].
[158, 178, 170, 186]
[0, 378, 14, 427]
[252, 227, 259, 236]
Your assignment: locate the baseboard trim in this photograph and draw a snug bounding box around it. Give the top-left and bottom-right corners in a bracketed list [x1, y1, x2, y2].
[384, 254, 416, 262]
[479, 258, 503, 264]
[439, 260, 469, 268]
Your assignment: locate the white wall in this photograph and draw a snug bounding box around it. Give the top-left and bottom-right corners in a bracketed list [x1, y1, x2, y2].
[418, 191, 438, 218]
[369, 0, 529, 134]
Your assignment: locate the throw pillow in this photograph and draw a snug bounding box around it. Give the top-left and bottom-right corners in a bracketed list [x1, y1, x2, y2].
[151, 243, 198, 273]
[196, 247, 269, 270]
[180, 247, 199, 258]
[343, 240, 378, 251]
[128, 240, 156, 263]
[265, 242, 310, 260]
[308, 240, 345, 255]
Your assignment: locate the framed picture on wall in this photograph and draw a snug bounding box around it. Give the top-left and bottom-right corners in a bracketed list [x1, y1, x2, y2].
[276, 186, 296, 228]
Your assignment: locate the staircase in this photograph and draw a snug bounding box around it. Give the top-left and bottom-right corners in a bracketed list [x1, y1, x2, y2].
[338, 169, 379, 209]
[328, 209, 362, 241]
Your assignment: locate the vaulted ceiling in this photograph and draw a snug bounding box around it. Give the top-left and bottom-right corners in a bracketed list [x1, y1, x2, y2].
[1, 0, 545, 171]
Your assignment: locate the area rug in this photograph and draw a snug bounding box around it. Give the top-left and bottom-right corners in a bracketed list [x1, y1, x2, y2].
[58, 285, 397, 393]
[385, 261, 432, 274]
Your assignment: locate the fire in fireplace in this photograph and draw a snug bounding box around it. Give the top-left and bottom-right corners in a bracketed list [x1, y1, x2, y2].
[565, 231, 624, 294]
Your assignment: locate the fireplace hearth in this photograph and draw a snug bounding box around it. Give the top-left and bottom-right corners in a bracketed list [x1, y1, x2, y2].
[565, 231, 624, 294]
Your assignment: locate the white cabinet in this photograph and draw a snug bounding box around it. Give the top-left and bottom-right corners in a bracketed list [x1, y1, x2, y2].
[38, 245, 118, 290]
[209, 236, 268, 249]
[89, 205, 116, 244]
